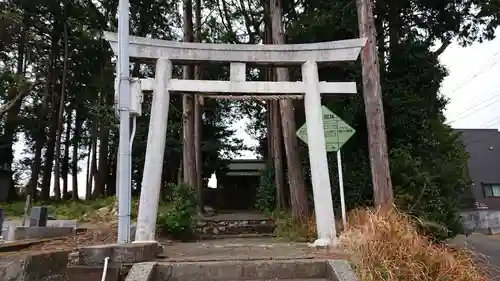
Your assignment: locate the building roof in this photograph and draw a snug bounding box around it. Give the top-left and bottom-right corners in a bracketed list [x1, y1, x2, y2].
[227, 159, 266, 172]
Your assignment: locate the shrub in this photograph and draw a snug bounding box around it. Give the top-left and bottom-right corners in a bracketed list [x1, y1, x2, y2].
[156, 183, 197, 241]
[255, 168, 275, 213]
[340, 205, 489, 281]
[272, 211, 317, 242]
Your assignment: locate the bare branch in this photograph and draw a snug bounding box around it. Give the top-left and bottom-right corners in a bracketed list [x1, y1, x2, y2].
[434, 40, 451, 57]
[0, 87, 29, 118]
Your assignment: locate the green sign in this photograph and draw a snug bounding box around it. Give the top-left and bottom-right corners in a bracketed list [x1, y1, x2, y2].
[296, 106, 355, 152]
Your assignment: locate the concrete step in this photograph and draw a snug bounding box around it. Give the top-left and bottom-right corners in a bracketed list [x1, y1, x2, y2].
[67, 265, 120, 281]
[154, 259, 327, 280]
[125, 259, 356, 281]
[246, 279, 329, 281]
[233, 279, 329, 281]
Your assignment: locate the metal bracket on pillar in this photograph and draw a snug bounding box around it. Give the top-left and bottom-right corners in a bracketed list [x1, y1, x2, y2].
[130, 78, 144, 116]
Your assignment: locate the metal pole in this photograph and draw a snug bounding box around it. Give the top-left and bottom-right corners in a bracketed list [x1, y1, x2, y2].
[117, 0, 131, 244]
[337, 149, 347, 229]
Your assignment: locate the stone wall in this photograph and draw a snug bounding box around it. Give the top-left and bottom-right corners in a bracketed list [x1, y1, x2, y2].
[460, 209, 500, 233]
[196, 219, 275, 237]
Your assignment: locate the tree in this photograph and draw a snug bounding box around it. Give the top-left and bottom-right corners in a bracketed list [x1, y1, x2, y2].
[270, 0, 309, 221]
[182, 0, 197, 190]
[283, 0, 499, 237]
[356, 0, 394, 206]
[194, 0, 204, 214]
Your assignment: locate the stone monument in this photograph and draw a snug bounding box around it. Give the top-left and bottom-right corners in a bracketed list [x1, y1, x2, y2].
[28, 206, 48, 227]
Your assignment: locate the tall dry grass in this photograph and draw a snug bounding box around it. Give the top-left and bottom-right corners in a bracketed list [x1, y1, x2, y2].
[339, 205, 489, 281]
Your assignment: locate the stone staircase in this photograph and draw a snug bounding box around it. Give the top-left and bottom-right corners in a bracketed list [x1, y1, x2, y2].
[0, 236, 357, 281]
[125, 259, 356, 281]
[196, 217, 276, 239]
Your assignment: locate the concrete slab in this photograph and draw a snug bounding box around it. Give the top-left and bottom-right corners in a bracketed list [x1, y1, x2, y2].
[48, 219, 78, 229]
[159, 237, 346, 262]
[2, 219, 78, 238]
[124, 262, 156, 281]
[0, 250, 70, 281]
[488, 226, 500, 235]
[326, 260, 357, 281]
[77, 242, 162, 266]
[6, 226, 75, 241]
[155, 259, 328, 281]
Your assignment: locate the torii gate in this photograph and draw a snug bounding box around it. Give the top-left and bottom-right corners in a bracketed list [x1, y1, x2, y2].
[104, 32, 366, 247]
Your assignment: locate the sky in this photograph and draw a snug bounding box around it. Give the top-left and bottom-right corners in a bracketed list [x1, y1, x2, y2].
[441, 27, 500, 129]
[13, 27, 500, 197]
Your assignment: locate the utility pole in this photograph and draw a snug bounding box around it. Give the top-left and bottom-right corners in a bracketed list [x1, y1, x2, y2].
[356, 0, 394, 206]
[116, 0, 132, 243]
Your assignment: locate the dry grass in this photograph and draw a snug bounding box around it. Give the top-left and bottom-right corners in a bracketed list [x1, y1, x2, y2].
[339, 205, 489, 281]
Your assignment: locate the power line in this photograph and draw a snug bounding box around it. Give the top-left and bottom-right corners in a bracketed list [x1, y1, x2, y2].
[448, 51, 500, 95]
[480, 114, 500, 128]
[450, 89, 500, 123]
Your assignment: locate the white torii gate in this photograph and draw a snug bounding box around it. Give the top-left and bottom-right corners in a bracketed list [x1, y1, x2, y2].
[104, 32, 366, 247]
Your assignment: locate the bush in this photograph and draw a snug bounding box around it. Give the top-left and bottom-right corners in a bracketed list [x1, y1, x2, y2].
[255, 168, 275, 213]
[156, 183, 197, 241]
[340, 205, 489, 281]
[272, 211, 317, 242]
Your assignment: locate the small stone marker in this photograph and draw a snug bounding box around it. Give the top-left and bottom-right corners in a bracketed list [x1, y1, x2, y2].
[29, 206, 48, 227]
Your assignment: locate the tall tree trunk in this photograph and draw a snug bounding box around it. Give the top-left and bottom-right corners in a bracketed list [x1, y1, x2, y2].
[270, 94, 285, 210]
[194, 0, 204, 214]
[263, 2, 285, 210]
[30, 10, 62, 201]
[356, 0, 394, 205]
[41, 81, 60, 199]
[177, 159, 183, 185]
[5, 13, 28, 200]
[88, 121, 98, 199]
[61, 107, 72, 199]
[28, 74, 52, 201]
[374, 3, 386, 76]
[94, 59, 111, 197]
[72, 107, 82, 200]
[182, 0, 196, 188]
[85, 126, 93, 200]
[270, 0, 309, 221]
[53, 21, 69, 200]
[95, 122, 109, 197]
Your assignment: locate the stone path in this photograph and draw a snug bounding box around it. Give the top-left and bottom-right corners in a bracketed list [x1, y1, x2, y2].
[158, 237, 346, 262]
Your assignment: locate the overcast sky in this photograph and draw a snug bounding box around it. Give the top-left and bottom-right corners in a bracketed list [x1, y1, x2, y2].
[441, 27, 500, 129]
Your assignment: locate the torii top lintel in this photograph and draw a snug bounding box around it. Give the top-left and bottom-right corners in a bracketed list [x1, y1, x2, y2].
[103, 31, 367, 66]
